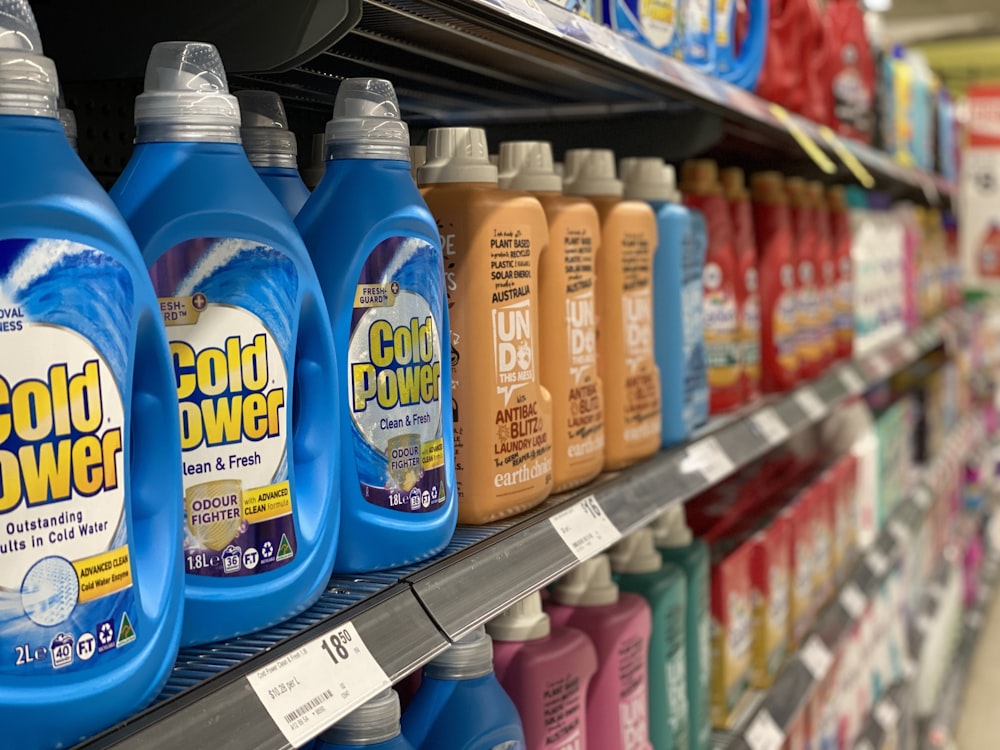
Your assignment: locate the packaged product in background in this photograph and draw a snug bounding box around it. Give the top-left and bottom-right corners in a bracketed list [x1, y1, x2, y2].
[236, 90, 311, 218]
[546, 555, 654, 750]
[296, 80, 456, 572]
[807, 182, 836, 369]
[715, 0, 768, 89]
[754, 0, 807, 113]
[488, 592, 598, 750]
[747, 514, 791, 688]
[959, 85, 1000, 293]
[611, 529, 690, 750]
[315, 689, 415, 750]
[110, 41, 340, 646]
[419, 128, 554, 523]
[784, 494, 814, 647]
[827, 186, 854, 360]
[603, 0, 684, 59]
[721, 168, 760, 403]
[823, 0, 876, 142]
[565, 149, 662, 468]
[800, 0, 831, 126]
[621, 157, 708, 446]
[750, 171, 798, 391]
[401, 627, 526, 750]
[653, 506, 712, 750]
[682, 160, 742, 413]
[500, 141, 605, 490]
[807, 480, 834, 608]
[786, 178, 823, 380]
[896, 202, 922, 331]
[0, 3, 184, 745]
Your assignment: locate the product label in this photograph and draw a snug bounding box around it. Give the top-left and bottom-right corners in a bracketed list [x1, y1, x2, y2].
[542, 670, 586, 749]
[836, 257, 853, 343]
[639, 0, 678, 49]
[682, 231, 708, 430]
[151, 238, 299, 578]
[796, 261, 822, 365]
[766, 566, 789, 673]
[618, 635, 651, 749]
[564, 226, 602, 461]
[773, 263, 798, 375]
[665, 601, 690, 749]
[489, 227, 551, 494]
[684, 0, 711, 61]
[714, 0, 734, 47]
[0, 239, 136, 675]
[741, 267, 761, 384]
[619, 231, 660, 445]
[348, 237, 447, 513]
[703, 263, 740, 389]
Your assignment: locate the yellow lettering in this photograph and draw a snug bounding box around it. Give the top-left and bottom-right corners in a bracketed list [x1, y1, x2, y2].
[369, 321, 393, 368]
[0, 377, 9, 444]
[49, 363, 71, 436]
[102, 428, 122, 491]
[0, 450, 19, 512]
[266, 389, 284, 437]
[72, 434, 104, 496]
[68, 361, 102, 434]
[196, 347, 228, 397]
[13, 379, 52, 442]
[19, 439, 71, 506]
[178, 401, 203, 451]
[173, 342, 197, 399]
[242, 393, 268, 440]
[200, 396, 243, 446]
[352, 363, 376, 411]
[242, 334, 268, 391]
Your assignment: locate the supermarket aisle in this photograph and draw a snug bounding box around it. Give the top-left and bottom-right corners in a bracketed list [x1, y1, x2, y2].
[956, 589, 1000, 748]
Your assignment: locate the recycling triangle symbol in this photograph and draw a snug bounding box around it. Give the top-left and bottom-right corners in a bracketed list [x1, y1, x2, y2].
[117, 612, 136, 647]
[276, 533, 294, 562]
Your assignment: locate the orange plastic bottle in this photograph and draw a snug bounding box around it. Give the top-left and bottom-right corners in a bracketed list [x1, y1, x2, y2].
[418, 127, 553, 523]
[499, 141, 605, 492]
[721, 167, 761, 403]
[808, 181, 836, 369]
[751, 172, 799, 391]
[682, 160, 743, 413]
[564, 149, 661, 470]
[827, 186, 853, 359]
[786, 177, 823, 381]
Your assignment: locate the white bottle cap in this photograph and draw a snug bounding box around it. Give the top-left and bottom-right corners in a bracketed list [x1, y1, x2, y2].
[486, 591, 551, 641]
[417, 127, 497, 185]
[325, 77, 409, 160]
[622, 157, 678, 202]
[235, 90, 298, 168]
[318, 689, 402, 745]
[134, 41, 241, 143]
[0, 0, 59, 118]
[425, 625, 495, 680]
[652, 505, 693, 547]
[610, 528, 664, 574]
[497, 141, 563, 192]
[552, 555, 619, 606]
[409, 144, 426, 180]
[563, 148, 623, 197]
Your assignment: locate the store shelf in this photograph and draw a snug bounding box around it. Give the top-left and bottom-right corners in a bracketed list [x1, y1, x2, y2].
[72, 313, 959, 750]
[852, 681, 913, 750]
[714, 411, 983, 750]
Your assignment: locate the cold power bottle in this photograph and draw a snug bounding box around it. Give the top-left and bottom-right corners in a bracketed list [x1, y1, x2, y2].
[0, 2, 184, 746]
[111, 42, 340, 645]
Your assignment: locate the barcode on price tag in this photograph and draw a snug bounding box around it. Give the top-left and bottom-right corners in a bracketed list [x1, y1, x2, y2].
[744, 710, 785, 750]
[794, 387, 826, 420]
[680, 437, 735, 484]
[751, 407, 790, 445]
[839, 582, 866, 619]
[799, 635, 834, 681]
[888, 519, 910, 545]
[549, 495, 622, 561]
[874, 700, 900, 730]
[247, 621, 390, 746]
[838, 367, 866, 395]
[865, 548, 889, 577]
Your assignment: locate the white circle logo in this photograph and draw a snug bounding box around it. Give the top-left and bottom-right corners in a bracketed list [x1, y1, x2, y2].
[703, 262, 723, 290]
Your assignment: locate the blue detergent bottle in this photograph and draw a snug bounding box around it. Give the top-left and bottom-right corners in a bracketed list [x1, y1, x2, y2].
[316, 689, 416, 750]
[622, 158, 707, 445]
[0, 2, 184, 746]
[296, 78, 455, 572]
[111, 42, 340, 646]
[235, 90, 311, 218]
[713, 0, 767, 89]
[402, 627, 526, 750]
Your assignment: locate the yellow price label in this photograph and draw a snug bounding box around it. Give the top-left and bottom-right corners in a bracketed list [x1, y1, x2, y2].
[818, 126, 875, 188]
[769, 104, 837, 175]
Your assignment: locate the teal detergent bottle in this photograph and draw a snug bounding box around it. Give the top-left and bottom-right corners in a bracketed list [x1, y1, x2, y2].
[652, 507, 712, 750]
[235, 90, 311, 219]
[621, 158, 707, 445]
[402, 627, 526, 749]
[611, 529, 690, 750]
[0, 2, 184, 746]
[296, 78, 456, 572]
[315, 689, 416, 750]
[111, 42, 340, 645]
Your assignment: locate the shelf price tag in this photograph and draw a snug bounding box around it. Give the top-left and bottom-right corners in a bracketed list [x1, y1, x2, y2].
[799, 635, 834, 682]
[888, 519, 910, 545]
[550, 495, 622, 561]
[247, 621, 391, 747]
[899, 338, 919, 361]
[817, 126, 875, 188]
[680, 437, 735, 484]
[794, 387, 826, 421]
[744, 710, 786, 750]
[838, 367, 866, 395]
[913, 486, 933, 510]
[750, 407, 790, 445]
[874, 699, 900, 730]
[839, 582, 867, 619]
[865, 548, 889, 577]
[769, 104, 837, 175]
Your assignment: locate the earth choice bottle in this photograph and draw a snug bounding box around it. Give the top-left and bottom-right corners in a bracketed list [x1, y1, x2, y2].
[499, 141, 605, 492]
[418, 128, 553, 524]
[0, 3, 184, 746]
[564, 149, 661, 469]
[111, 42, 340, 645]
[296, 79, 456, 571]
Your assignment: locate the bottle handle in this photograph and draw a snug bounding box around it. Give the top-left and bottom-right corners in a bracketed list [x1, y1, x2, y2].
[723, 0, 769, 89]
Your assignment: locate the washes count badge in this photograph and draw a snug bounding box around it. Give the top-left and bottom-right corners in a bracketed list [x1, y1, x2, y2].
[0, 238, 137, 675]
[349, 237, 447, 513]
[150, 238, 299, 578]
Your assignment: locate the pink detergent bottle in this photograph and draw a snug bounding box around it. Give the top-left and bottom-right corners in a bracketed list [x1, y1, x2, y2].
[487, 591, 598, 750]
[546, 555, 654, 750]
